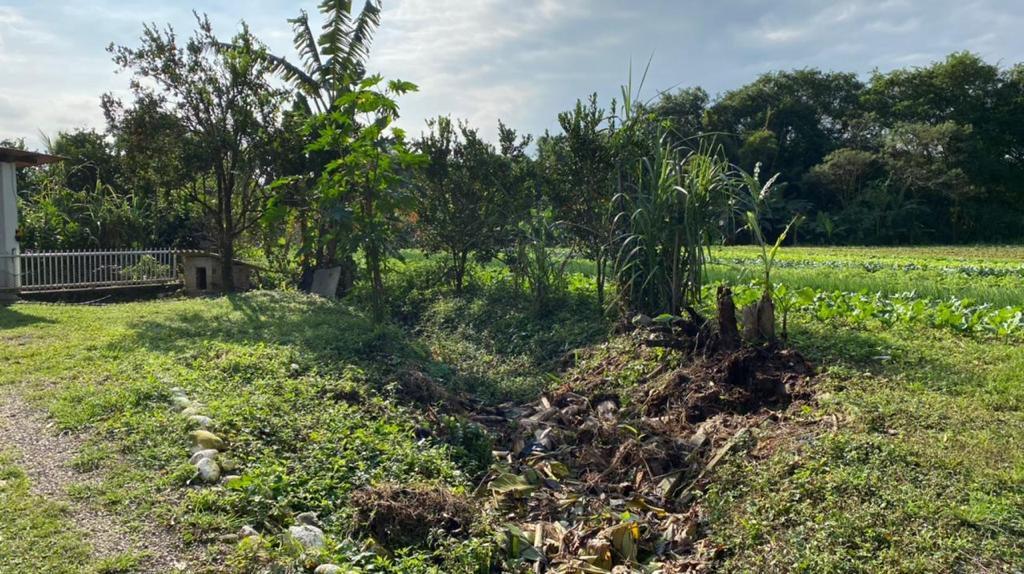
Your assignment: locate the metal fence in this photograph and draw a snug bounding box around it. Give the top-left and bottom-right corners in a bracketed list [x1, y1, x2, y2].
[8, 249, 181, 292]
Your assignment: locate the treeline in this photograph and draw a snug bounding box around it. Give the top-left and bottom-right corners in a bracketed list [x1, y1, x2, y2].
[9, 3, 1024, 309]
[646, 54, 1024, 244]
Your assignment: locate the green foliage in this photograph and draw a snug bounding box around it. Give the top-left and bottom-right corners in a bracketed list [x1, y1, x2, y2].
[109, 16, 286, 290]
[613, 135, 733, 316]
[414, 116, 532, 292]
[542, 94, 617, 306]
[306, 75, 422, 320]
[739, 164, 803, 296]
[509, 210, 573, 312]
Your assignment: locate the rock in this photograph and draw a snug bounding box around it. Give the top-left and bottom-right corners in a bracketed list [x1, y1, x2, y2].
[314, 566, 343, 574]
[170, 395, 192, 410]
[595, 399, 618, 420]
[222, 475, 243, 486]
[170, 387, 188, 397]
[295, 511, 320, 526]
[219, 458, 239, 472]
[188, 449, 219, 465]
[180, 406, 205, 417]
[632, 314, 653, 328]
[190, 430, 225, 450]
[195, 458, 221, 483]
[238, 525, 259, 539]
[188, 415, 214, 429]
[286, 524, 325, 550]
[218, 533, 239, 543]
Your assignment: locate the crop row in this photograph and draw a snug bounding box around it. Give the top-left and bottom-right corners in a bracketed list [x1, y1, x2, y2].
[717, 283, 1024, 339]
[712, 256, 1024, 278]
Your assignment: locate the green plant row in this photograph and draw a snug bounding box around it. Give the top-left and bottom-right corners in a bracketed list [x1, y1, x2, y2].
[714, 256, 1024, 278]
[717, 283, 1024, 338]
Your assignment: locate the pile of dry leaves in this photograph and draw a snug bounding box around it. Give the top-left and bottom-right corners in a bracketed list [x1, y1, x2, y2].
[468, 318, 817, 573]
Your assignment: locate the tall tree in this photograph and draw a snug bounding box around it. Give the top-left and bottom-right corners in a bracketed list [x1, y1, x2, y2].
[545, 95, 616, 307]
[248, 0, 384, 289]
[109, 16, 284, 291]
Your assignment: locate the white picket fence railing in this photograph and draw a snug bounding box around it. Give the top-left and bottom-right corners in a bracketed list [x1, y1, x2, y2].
[3, 249, 181, 292]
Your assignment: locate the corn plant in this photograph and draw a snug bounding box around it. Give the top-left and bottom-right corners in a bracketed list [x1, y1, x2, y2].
[737, 163, 803, 340]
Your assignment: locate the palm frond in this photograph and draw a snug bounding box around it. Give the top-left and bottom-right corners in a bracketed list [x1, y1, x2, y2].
[317, 0, 354, 59]
[343, 0, 382, 76]
[289, 11, 324, 79]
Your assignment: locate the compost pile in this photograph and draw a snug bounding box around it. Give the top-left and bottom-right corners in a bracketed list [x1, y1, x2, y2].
[472, 313, 816, 573]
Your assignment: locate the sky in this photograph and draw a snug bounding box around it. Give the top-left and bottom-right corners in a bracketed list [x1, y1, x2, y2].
[2, 0, 1023, 149]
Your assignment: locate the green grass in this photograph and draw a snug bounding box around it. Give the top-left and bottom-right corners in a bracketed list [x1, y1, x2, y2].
[1, 246, 1023, 572]
[706, 319, 1024, 572]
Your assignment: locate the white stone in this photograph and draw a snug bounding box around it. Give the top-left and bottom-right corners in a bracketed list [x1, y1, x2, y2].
[188, 449, 218, 465]
[287, 524, 325, 550]
[188, 415, 214, 428]
[195, 458, 221, 483]
[295, 511, 319, 526]
[314, 566, 343, 574]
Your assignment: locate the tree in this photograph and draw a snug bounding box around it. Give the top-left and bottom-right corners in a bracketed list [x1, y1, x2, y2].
[650, 86, 709, 144]
[804, 148, 880, 210]
[414, 117, 532, 292]
[307, 76, 421, 321]
[248, 0, 384, 289]
[880, 121, 975, 241]
[109, 16, 285, 291]
[707, 69, 864, 196]
[545, 95, 616, 307]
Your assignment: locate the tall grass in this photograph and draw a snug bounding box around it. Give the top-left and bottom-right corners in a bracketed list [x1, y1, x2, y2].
[612, 134, 733, 316]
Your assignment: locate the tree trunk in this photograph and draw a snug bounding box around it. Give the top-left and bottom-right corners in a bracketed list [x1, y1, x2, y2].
[595, 253, 606, 309]
[219, 168, 236, 293]
[220, 237, 235, 293]
[716, 286, 740, 351]
[452, 249, 468, 293]
[366, 244, 384, 322]
[742, 291, 776, 343]
[756, 291, 776, 342]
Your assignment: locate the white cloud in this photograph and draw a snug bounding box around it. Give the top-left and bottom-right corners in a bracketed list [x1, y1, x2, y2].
[4, 0, 1024, 150]
[369, 0, 594, 140]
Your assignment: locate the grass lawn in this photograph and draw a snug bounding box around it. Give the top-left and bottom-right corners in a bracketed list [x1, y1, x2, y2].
[1, 246, 1022, 572]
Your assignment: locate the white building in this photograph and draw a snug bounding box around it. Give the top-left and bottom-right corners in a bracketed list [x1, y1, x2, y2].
[0, 147, 62, 303]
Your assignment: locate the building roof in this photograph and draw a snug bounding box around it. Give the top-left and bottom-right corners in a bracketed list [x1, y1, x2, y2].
[0, 147, 64, 168]
[179, 251, 264, 270]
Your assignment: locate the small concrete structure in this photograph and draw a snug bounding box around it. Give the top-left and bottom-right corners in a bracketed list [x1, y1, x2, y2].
[310, 266, 342, 299]
[181, 252, 258, 295]
[0, 147, 63, 303]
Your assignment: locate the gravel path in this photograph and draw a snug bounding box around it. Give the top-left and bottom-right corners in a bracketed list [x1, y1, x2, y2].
[0, 390, 202, 572]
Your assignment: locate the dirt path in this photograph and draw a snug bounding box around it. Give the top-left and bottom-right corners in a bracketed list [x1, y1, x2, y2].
[0, 390, 202, 573]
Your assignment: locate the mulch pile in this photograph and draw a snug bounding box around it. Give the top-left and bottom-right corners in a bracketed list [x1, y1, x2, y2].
[373, 293, 819, 572]
[468, 321, 817, 573]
